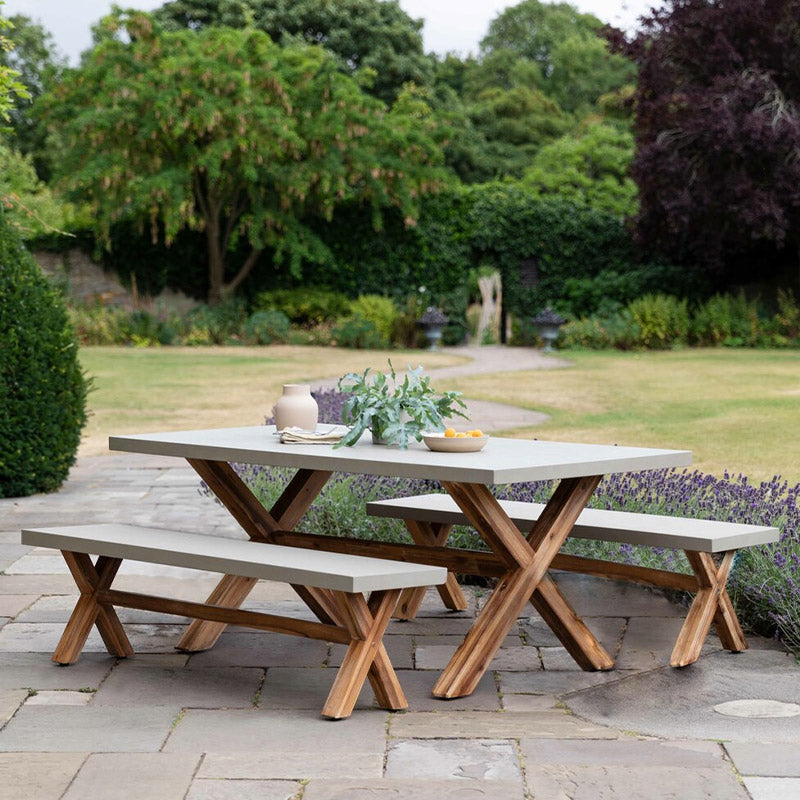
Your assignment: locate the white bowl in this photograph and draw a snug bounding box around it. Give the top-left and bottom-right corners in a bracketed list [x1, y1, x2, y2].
[422, 431, 489, 453]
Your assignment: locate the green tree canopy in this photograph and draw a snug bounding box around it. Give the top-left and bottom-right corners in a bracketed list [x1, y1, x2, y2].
[0, 13, 65, 177]
[480, 0, 634, 113]
[0, 3, 28, 123]
[468, 84, 570, 178]
[0, 142, 74, 236]
[153, 0, 433, 104]
[521, 120, 637, 217]
[43, 11, 446, 304]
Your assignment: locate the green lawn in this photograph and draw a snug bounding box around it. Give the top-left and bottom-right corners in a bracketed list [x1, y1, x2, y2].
[77, 346, 466, 457]
[445, 348, 800, 484]
[78, 345, 800, 484]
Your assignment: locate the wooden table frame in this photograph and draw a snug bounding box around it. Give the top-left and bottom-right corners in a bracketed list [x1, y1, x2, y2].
[179, 458, 614, 699]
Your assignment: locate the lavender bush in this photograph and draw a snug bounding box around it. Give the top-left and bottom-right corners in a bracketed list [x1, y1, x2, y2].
[206, 389, 800, 657]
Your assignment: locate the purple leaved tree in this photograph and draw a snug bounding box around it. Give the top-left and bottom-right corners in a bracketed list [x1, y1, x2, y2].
[607, 0, 800, 289]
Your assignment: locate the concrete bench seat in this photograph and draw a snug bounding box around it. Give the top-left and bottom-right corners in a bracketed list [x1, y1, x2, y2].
[21, 523, 446, 719]
[365, 493, 780, 668]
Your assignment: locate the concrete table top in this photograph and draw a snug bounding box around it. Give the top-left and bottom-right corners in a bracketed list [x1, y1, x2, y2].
[110, 426, 692, 484]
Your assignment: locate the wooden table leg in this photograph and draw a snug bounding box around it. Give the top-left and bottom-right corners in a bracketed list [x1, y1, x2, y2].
[393, 520, 468, 620]
[530, 574, 615, 671]
[54, 552, 133, 664]
[323, 589, 406, 719]
[177, 460, 333, 651]
[671, 550, 746, 667]
[433, 476, 604, 698]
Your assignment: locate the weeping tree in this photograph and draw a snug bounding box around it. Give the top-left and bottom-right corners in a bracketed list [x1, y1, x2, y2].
[42, 11, 447, 304]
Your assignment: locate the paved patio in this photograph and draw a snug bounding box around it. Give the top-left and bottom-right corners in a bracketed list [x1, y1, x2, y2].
[2, 453, 799, 799]
[1, 347, 798, 799]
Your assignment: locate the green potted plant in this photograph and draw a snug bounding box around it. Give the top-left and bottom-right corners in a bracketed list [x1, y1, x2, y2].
[336, 361, 469, 449]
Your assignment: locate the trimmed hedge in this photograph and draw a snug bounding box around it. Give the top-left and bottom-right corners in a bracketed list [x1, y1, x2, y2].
[36, 184, 707, 336]
[0, 211, 90, 497]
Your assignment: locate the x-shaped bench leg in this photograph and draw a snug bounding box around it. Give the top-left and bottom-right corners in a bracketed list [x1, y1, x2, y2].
[323, 589, 406, 719]
[671, 550, 746, 668]
[393, 520, 468, 620]
[54, 551, 133, 664]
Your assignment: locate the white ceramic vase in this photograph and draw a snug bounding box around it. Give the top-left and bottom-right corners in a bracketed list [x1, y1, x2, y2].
[274, 384, 318, 432]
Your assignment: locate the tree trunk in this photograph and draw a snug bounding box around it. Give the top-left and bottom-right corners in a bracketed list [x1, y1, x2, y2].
[206, 217, 225, 306]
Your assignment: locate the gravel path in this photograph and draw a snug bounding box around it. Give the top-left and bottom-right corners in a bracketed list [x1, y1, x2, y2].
[313, 344, 569, 433]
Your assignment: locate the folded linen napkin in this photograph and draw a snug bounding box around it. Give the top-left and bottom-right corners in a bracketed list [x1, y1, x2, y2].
[279, 425, 348, 444]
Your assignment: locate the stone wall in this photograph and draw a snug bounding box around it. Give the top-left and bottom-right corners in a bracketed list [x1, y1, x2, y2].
[34, 248, 197, 312]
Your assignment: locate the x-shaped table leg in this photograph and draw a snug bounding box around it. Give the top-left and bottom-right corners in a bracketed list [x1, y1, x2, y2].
[54, 551, 133, 664]
[392, 519, 468, 620]
[671, 550, 745, 667]
[432, 475, 610, 698]
[177, 460, 334, 652]
[323, 589, 406, 719]
[177, 459, 404, 705]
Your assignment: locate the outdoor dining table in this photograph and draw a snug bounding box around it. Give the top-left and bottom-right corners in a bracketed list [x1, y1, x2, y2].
[109, 426, 691, 699]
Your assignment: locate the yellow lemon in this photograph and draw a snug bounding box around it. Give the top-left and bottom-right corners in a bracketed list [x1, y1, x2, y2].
[444, 428, 456, 438]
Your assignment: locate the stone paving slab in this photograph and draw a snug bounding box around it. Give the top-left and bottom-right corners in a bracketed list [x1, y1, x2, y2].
[743, 777, 800, 800]
[0, 752, 87, 800]
[553, 573, 687, 618]
[0, 543, 32, 570]
[0, 652, 115, 691]
[527, 764, 748, 799]
[0, 594, 40, 617]
[164, 708, 388, 755]
[522, 615, 626, 649]
[723, 741, 800, 776]
[415, 643, 541, 671]
[186, 630, 329, 668]
[519, 737, 725, 767]
[389, 710, 619, 740]
[498, 668, 630, 696]
[0, 705, 181, 752]
[500, 693, 559, 712]
[303, 778, 526, 800]
[187, 779, 302, 800]
[26, 690, 93, 706]
[0, 574, 77, 594]
[0, 689, 28, 725]
[91, 663, 263, 708]
[62, 752, 200, 800]
[0, 621, 188, 653]
[566, 649, 800, 742]
[385, 738, 521, 781]
[197, 751, 384, 781]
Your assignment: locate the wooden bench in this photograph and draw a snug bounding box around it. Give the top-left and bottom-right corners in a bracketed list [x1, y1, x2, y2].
[364, 494, 779, 668]
[21, 523, 447, 720]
